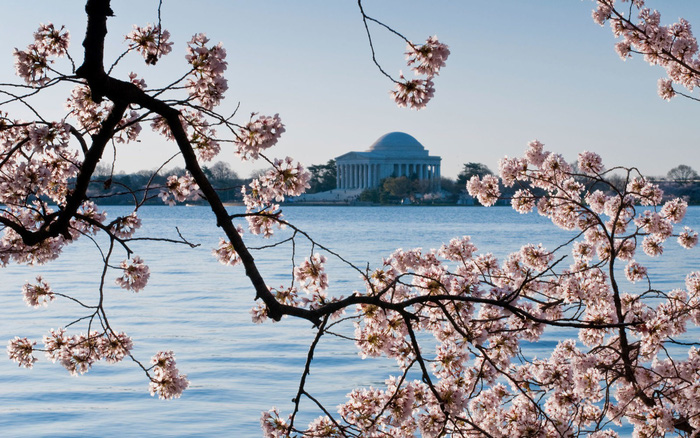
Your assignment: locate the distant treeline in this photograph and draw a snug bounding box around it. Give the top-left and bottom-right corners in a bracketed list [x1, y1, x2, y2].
[85, 160, 700, 206]
[87, 161, 246, 205]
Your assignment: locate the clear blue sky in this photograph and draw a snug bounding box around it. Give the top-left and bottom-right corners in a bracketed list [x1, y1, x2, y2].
[0, 1, 698, 179]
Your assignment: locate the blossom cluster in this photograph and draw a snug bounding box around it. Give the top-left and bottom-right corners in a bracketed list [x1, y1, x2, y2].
[593, 0, 700, 100]
[391, 36, 449, 109]
[293, 253, 329, 293]
[0, 116, 103, 267]
[159, 172, 202, 206]
[125, 24, 173, 65]
[148, 350, 189, 400]
[234, 113, 285, 161]
[240, 157, 310, 237]
[115, 256, 150, 292]
[109, 212, 142, 240]
[9, 328, 133, 375]
[185, 33, 228, 110]
[213, 235, 243, 267]
[183, 110, 220, 162]
[65, 84, 110, 134]
[263, 142, 699, 436]
[22, 276, 55, 308]
[13, 23, 69, 86]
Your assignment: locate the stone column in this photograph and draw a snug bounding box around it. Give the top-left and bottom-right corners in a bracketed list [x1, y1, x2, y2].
[436, 164, 441, 191]
[429, 165, 434, 190]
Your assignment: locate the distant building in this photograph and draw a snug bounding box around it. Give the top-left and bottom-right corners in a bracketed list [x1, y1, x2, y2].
[335, 132, 441, 191]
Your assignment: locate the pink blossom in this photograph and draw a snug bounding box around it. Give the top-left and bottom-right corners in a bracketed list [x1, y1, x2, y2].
[391, 73, 435, 110]
[115, 256, 150, 292]
[7, 337, 37, 368]
[524, 139, 549, 167]
[625, 260, 648, 283]
[466, 174, 500, 207]
[148, 350, 189, 400]
[128, 72, 147, 89]
[678, 227, 698, 249]
[250, 302, 268, 324]
[13, 23, 70, 86]
[578, 151, 605, 175]
[573, 241, 596, 261]
[498, 156, 527, 187]
[100, 332, 133, 364]
[65, 84, 111, 134]
[43, 328, 69, 363]
[641, 235, 664, 257]
[405, 36, 450, 77]
[658, 78, 675, 100]
[585, 190, 608, 214]
[213, 238, 242, 266]
[159, 173, 202, 206]
[520, 243, 553, 271]
[660, 198, 687, 223]
[438, 236, 477, 261]
[58, 331, 102, 375]
[246, 209, 284, 238]
[511, 189, 536, 214]
[182, 110, 220, 162]
[114, 110, 142, 144]
[33, 23, 70, 57]
[234, 113, 285, 161]
[185, 33, 228, 109]
[294, 253, 329, 293]
[22, 275, 55, 307]
[260, 408, 290, 438]
[592, 2, 612, 26]
[125, 24, 172, 65]
[615, 40, 632, 59]
[109, 212, 142, 239]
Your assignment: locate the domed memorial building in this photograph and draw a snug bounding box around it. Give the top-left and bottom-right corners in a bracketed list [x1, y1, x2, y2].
[335, 132, 441, 191]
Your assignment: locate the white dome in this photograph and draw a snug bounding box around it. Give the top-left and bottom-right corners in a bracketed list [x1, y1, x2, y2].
[367, 132, 426, 154]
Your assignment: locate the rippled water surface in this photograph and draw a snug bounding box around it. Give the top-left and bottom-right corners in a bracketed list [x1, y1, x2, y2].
[1, 206, 698, 437]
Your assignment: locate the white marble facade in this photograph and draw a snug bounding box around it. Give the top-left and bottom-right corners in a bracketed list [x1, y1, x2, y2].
[335, 132, 441, 191]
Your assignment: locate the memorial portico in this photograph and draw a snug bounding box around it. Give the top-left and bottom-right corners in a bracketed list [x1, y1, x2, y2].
[335, 132, 441, 191]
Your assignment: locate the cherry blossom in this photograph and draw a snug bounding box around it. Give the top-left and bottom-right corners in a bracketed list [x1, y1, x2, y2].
[390, 73, 435, 110]
[185, 33, 228, 109]
[13, 23, 69, 86]
[234, 113, 285, 161]
[578, 150, 604, 175]
[148, 350, 189, 400]
[7, 337, 37, 368]
[115, 256, 150, 292]
[125, 24, 172, 65]
[405, 36, 450, 78]
[100, 332, 133, 364]
[213, 238, 242, 266]
[159, 173, 202, 206]
[294, 253, 329, 293]
[466, 174, 500, 206]
[109, 212, 142, 239]
[22, 276, 55, 308]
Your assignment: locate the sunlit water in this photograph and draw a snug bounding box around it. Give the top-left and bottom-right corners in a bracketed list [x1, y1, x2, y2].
[1, 206, 698, 437]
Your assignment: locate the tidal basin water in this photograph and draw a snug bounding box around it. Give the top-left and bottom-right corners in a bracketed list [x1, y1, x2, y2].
[1, 205, 698, 437]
